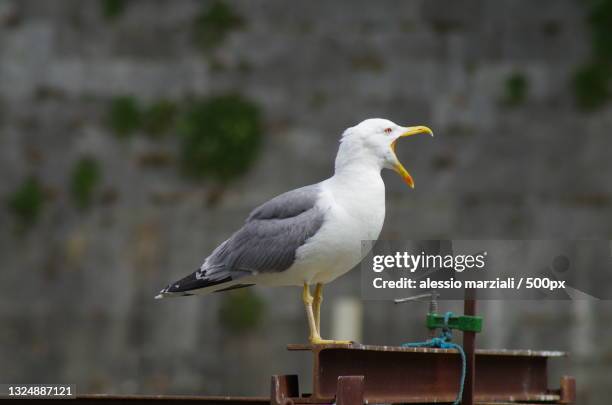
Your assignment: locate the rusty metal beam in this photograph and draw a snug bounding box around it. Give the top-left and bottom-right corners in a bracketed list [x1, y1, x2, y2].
[39, 395, 269, 405]
[287, 343, 567, 404]
[11, 344, 572, 405]
[15, 372, 574, 405]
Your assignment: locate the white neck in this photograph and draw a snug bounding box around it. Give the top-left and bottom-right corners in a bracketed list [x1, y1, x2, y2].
[333, 140, 383, 178]
[325, 140, 386, 241]
[329, 140, 386, 200]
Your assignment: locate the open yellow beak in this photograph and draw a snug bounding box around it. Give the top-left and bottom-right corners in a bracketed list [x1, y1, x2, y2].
[391, 126, 434, 189]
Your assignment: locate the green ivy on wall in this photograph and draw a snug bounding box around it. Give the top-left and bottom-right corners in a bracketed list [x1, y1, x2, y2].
[100, 0, 126, 20]
[177, 95, 262, 181]
[107, 96, 142, 137]
[572, 0, 612, 111]
[70, 157, 102, 210]
[104, 93, 263, 183]
[194, 1, 244, 51]
[108, 97, 180, 139]
[8, 176, 45, 230]
[572, 62, 611, 110]
[501, 72, 529, 108]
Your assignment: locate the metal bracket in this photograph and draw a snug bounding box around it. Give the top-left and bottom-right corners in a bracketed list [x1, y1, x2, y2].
[396, 291, 483, 334]
[426, 313, 483, 333]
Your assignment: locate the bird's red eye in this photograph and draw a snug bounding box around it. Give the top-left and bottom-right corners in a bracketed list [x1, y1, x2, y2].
[384, 128, 392, 134]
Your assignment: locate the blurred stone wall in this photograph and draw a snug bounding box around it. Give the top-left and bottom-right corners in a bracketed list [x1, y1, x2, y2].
[1, 0, 611, 404]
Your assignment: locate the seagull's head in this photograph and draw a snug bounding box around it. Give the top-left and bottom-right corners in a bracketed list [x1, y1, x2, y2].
[338, 118, 434, 188]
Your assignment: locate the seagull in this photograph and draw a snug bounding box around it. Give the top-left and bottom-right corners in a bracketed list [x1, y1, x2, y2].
[156, 118, 433, 344]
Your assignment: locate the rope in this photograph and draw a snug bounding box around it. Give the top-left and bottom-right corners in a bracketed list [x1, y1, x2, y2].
[401, 312, 466, 405]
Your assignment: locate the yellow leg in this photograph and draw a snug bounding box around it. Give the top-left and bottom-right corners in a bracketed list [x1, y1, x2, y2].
[302, 282, 352, 345]
[313, 283, 323, 332]
[302, 283, 319, 342]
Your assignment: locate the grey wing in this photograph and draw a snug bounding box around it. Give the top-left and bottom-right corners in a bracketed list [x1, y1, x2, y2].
[157, 184, 325, 296]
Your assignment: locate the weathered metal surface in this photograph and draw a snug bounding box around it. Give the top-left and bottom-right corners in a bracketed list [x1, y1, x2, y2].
[559, 376, 576, 404]
[45, 395, 270, 404]
[15, 340, 573, 405]
[335, 376, 364, 405]
[20, 370, 574, 405]
[287, 344, 567, 357]
[287, 343, 568, 404]
[271, 375, 299, 405]
[21, 394, 571, 405]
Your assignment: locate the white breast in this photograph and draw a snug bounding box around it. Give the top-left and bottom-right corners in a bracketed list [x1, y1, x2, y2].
[291, 170, 386, 285]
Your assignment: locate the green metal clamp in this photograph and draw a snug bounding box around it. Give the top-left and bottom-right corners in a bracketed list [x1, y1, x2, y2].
[426, 313, 483, 333]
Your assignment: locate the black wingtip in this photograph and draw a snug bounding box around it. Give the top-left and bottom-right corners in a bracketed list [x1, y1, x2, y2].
[156, 270, 235, 298]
